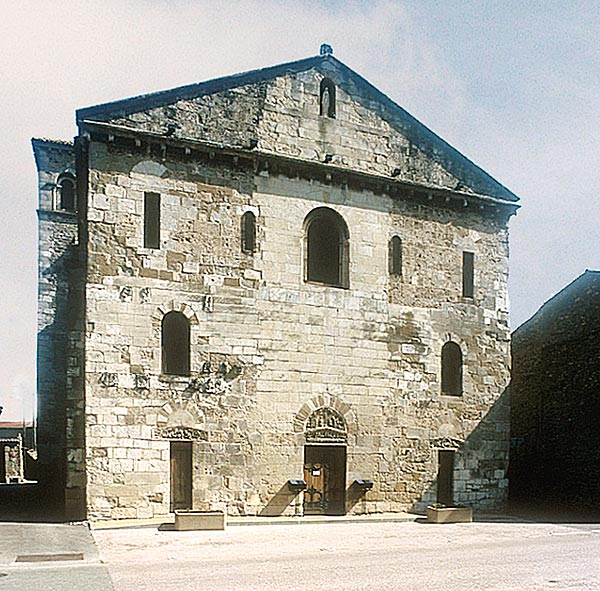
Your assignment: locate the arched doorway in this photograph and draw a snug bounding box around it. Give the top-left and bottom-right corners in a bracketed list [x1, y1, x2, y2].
[303, 407, 347, 515]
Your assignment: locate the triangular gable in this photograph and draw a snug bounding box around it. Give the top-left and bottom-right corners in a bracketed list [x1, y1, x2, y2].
[77, 54, 518, 203]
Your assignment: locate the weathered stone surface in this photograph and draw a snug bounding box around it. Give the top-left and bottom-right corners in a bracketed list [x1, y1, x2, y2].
[36, 55, 516, 521]
[33, 138, 86, 518]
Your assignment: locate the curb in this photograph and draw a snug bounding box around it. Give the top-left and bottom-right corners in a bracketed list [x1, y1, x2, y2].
[91, 512, 420, 530]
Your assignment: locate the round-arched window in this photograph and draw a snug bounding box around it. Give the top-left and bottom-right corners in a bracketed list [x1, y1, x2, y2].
[57, 174, 76, 212]
[161, 311, 191, 376]
[304, 207, 349, 288]
[441, 341, 462, 396]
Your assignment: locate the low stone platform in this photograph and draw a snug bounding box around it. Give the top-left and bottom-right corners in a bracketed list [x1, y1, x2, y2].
[91, 511, 420, 530]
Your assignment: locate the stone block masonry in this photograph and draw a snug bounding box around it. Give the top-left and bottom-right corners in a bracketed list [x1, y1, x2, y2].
[36, 52, 518, 520]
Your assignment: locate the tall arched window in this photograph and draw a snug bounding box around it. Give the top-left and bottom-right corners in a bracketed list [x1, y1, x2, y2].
[389, 236, 402, 276]
[305, 207, 349, 288]
[441, 341, 462, 396]
[241, 211, 256, 253]
[162, 311, 190, 376]
[320, 78, 336, 118]
[57, 173, 76, 212]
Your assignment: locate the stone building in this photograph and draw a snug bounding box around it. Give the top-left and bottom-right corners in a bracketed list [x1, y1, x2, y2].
[511, 270, 600, 516]
[34, 47, 519, 521]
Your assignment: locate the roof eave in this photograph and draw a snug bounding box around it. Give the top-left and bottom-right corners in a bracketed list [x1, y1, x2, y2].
[80, 118, 519, 215]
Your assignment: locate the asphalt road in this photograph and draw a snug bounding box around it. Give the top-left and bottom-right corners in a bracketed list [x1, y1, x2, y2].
[93, 520, 600, 591]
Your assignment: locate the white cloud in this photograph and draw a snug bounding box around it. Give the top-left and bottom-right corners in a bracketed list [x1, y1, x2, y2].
[0, 1, 598, 411]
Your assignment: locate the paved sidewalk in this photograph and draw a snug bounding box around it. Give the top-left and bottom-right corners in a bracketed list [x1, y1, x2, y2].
[0, 522, 113, 591]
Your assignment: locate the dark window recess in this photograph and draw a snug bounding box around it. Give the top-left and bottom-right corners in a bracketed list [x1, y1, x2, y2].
[161, 311, 190, 376]
[441, 341, 463, 396]
[305, 207, 349, 288]
[241, 211, 256, 253]
[437, 450, 455, 505]
[58, 175, 76, 211]
[144, 192, 161, 249]
[389, 236, 402, 276]
[462, 251, 474, 298]
[320, 78, 336, 118]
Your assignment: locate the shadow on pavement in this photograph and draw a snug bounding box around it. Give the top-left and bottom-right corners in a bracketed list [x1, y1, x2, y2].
[0, 483, 65, 523]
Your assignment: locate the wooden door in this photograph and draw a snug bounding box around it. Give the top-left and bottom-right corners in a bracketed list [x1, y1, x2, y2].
[170, 441, 192, 511]
[437, 450, 455, 505]
[303, 461, 326, 514]
[304, 445, 346, 515]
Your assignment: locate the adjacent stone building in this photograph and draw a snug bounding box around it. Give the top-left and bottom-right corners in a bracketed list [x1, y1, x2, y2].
[511, 270, 600, 516]
[34, 48, 519, 521]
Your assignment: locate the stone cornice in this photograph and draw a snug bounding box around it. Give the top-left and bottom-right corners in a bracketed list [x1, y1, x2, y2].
[79, 120, 519, 221]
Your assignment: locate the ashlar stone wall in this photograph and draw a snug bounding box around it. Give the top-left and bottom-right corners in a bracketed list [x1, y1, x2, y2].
[74, 62, 514, 520]
[34, 139, 86, 517]
[108, 68, 468, 195]
[83, 138, 510, 520]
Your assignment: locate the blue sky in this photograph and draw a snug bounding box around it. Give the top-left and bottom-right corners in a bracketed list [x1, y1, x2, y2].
[1, 1, 598, 420]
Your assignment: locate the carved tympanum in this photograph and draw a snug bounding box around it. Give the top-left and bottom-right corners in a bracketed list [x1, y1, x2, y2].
[305, 407, 347, 443]
[154, 426, 207, 441]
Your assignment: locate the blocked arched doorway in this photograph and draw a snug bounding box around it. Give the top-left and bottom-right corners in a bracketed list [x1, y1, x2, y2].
[303, 407, 347, 516]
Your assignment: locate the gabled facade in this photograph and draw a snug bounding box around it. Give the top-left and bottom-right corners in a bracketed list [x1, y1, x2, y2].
[35, 49, 518, 521]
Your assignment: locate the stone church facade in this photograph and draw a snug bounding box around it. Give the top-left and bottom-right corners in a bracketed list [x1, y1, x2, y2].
[34, 48, 518, 521]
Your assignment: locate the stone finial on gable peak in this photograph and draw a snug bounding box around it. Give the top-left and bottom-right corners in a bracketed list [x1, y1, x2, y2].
[320, 43, 333, 56]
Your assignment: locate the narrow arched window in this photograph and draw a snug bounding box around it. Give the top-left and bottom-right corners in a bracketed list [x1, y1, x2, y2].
[320, 78, 336, 118]
[305, 207, 349, 288]
[389, 236, 402, 276]
[58, 174, 76, 212]
[162, 311, 190, 376]
[241, 211, 256, 253]
[441, 341, 462, 396]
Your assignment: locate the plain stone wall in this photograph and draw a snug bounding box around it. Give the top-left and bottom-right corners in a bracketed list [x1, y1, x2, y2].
[35, 140, 87, 517]
[511, 271, 600, 515]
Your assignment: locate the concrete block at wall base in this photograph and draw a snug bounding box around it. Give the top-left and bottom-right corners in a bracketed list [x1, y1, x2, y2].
[426, 505, 473, 524]
[174, 510, 225, 531]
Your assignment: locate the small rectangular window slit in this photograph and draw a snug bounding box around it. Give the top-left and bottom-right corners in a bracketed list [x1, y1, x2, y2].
[144, 192, 160, 249]
[462, 251, 474, 298]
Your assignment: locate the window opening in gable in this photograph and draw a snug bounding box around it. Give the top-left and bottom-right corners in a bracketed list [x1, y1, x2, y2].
[320, 78, 336, 118]
[441, 341, 462, 396]
[389, 236, 402, 276]
[462, 251, 474, 298]
[241, 211, 256, 253]
[305, 207, 349, 288]
[161, 311, 190, 376]
[58, 174, 76, 212]
[144, 192, 160, 249]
